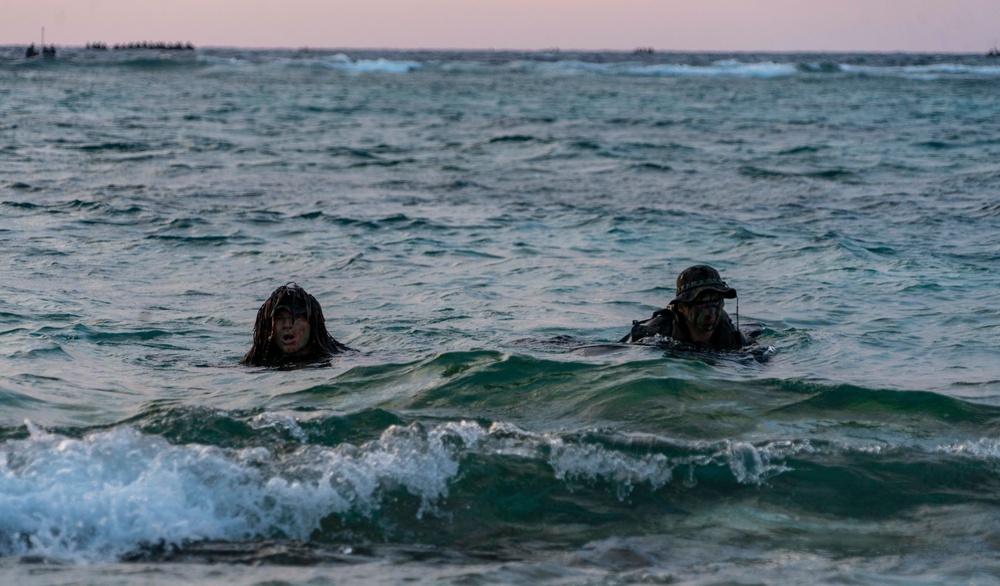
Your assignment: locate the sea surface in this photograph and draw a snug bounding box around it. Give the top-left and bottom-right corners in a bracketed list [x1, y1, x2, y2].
[2, 47, 1000, 584]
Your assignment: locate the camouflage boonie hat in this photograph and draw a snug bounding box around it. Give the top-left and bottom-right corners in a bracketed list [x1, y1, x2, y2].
[670, 265, 737, 304]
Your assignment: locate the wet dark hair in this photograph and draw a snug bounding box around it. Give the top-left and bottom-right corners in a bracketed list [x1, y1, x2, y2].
[240, 282, 350, 366]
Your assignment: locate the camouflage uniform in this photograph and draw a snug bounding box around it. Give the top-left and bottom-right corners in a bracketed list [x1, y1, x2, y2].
[619, 306, 748, 349]
[620, 264, 751, 350]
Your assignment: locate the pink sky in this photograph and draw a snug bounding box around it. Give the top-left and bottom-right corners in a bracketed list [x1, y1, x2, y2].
[3, 0, 998, 52]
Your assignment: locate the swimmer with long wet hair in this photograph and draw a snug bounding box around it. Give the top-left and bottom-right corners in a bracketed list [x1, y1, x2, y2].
[240, 282, 351, 366]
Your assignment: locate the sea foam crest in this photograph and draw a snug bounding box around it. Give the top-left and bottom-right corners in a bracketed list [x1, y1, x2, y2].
[937, 438, 1000, 461]
[269, 53, 420, 73]
[537, 59, 612, 75]
[727, 441, 793, 485]
[198, 55, 251, 68]
[250, 412, 308, 443]
[547, 437, 675, 500]
[0, 423, 264, 562]
[522, 58, 999, 79]
[488, 424, 796, 493]
[840, 63, 1000, 78]
[0, 419, 799, 562]
[321, 53, 421, 73]
[626, 60, 797, 78]
[900, 64, 1000, 77]
[519, 59, 797, 78]
[0, 420, 483, 561]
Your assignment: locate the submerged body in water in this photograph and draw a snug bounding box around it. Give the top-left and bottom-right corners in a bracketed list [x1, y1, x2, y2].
[241, 283, 352, 367]
[1, 48, 999, 584]
[620, 265, 754, 350]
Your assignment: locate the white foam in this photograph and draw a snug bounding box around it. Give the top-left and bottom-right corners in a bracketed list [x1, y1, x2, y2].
[538, 59, 999, 80]
[728, 441, 765, 484]
[272, 54, 421, 74]
[317, 54, 421, 73]
[626, 60, 797, 78]
[0, 420, 481, 561]
[901, 64, 1000, 75]
[540, 60, 614, 75]
[0, 419, 802, 562]
[250, 412, 308, 443]
[937, 438, 1000, 459]
[548, 438, 674, 500]
[510, 59, 797, 78]
[0, 423, 265, 562]
[840, 63, 1000, 78]
[489, 424, 794, 494]
[197, 55, 251, 68]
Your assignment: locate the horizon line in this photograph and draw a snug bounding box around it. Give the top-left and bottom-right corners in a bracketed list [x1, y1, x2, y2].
[3, 43, 993, 55]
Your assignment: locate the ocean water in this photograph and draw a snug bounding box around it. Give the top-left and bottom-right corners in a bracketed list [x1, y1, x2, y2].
[2, 47, 1000, 584]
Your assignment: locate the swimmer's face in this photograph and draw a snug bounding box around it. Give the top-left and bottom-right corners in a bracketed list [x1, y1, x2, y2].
[679, 291, 724, 333]
[271, 308, 311, 356]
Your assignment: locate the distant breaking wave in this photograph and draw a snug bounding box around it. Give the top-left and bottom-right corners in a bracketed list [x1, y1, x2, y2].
[287, 53, 422, 73]
[625, 60, 798, 77]
[841, 63, 1000, 77]
[202, 54, 1000, 79]
[6, 47, 1000, 79]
